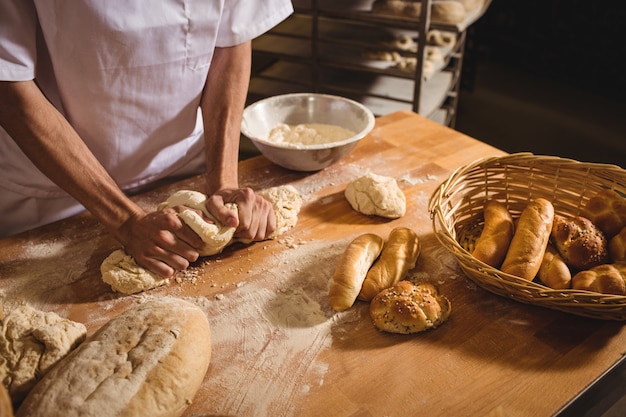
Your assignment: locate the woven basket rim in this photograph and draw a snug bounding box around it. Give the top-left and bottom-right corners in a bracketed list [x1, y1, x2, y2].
[429, 152, 626, 320]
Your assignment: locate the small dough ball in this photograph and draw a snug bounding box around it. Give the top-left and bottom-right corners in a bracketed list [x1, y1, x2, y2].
[0, 305, 86, 404]
[345, 173, 406, 219]
[370, 281, 451, 334]
[101, 249, 169, 295]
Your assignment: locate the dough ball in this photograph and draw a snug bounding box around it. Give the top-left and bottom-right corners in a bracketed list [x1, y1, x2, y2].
[0, 305, 86, 405]
[345, 173, 406, 219]
[370, 281, 451, 334]
[101, 249, 169, 295]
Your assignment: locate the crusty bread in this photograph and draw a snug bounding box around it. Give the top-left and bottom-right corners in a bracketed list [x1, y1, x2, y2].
[329, 233, 384, 312]
[571, 262, 626, 295]
[370, 281, 451, 334]
[551, 215, 609, 270]
[538, 244, 572, 289]
[16, 298, 211, 417]
[500, 198, 554, 280]
[609, 226, 626, 262]
[358, 227, 421, 301]
[471, 200, 515, 268]
[583, 189, 626, 238]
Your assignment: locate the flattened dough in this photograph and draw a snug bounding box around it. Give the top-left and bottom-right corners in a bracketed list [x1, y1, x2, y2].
[0, 305, 86, 405]
[101, 186, 302, 295]
[345, 173, 406, 219]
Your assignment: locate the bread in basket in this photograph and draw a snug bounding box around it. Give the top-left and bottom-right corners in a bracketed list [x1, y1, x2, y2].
[429, 152, 626, 320]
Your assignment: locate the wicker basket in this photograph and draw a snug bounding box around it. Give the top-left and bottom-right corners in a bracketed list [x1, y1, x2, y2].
[428, 152, 626, 320]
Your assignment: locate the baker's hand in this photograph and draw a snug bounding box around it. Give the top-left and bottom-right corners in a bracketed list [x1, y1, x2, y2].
[117, 207, 206, 277]
[206, 187, 276, 242]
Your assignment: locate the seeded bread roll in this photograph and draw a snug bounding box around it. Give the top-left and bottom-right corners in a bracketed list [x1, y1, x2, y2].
[16, 298, 211, 417]
[358, 227, 421, 301]
[370, 281, 451, 334]
[471, 200, 515, 268]
[501, 198, 554, 280]
[329, 233, 384, 312]
[571, 262, 626, 295]
[538, 244, 572, 289]
[609, 226, 626, 262]
[551, 215, 609, 270]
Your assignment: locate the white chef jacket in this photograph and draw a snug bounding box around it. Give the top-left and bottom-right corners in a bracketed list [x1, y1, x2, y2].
[0, 0, 293, 236]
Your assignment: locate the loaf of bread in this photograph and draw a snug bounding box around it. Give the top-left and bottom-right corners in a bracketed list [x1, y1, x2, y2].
[550, 215, 609, 270]
[471, 200, 515, 268]
[16, 298, 211, 417]
[538, 244, 572, 289]
[583, 189, 626, 238]
[370, 281, 451, 334]
[500, 198, 554, 280]
[358, 227, 421, 301]
[571, 262, 626, 295]
[329, 233, 385, 312]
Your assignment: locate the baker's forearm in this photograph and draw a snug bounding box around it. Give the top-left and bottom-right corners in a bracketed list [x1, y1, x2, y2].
[0, 80, 143, 240]
[200, 41, 252, 194]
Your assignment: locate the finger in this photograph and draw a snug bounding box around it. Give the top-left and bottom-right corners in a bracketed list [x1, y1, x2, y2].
[206, 194, 240, 228]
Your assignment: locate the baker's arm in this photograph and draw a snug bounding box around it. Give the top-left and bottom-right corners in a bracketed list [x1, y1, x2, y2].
[0, 80, 203, 276]
[201, 41, 276, 241]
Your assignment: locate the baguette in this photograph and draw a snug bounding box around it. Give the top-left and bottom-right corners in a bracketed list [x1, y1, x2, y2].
[538, 244, 572, 289]
[500, 198, 555, 280]
[471, 200, 515, 267]
[16, 298, 211, 417]
[358, 227, 420, 301]
[329, 233, 384, 312]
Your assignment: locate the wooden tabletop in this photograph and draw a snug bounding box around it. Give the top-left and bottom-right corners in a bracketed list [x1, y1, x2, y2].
[1, 110, 624, 417]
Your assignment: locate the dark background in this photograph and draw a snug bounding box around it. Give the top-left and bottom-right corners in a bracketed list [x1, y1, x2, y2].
[455, 0, 626, 167]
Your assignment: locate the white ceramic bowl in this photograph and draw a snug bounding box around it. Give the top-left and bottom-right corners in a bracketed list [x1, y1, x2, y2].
[241, 93, 375, 171]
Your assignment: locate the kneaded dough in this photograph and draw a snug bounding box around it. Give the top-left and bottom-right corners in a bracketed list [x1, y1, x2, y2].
[158, 190, 237, 257]
[101, 186, 302, 295]
[0, 305, 86, 405]
[101, 249, 169, 295]
[259, 185, 302, 239]
[345, 173, 406, 219]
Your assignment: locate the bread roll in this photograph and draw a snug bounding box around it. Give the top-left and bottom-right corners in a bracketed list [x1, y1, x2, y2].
[583, 189, 626, 238]
[371, 0, 467, 25]
[358, 227, 421, 301]
[471, 200, 515, 267]
[571, 262, 626, 295]
[16, 298, 211, 417]
[370, 281, 451, 334]
[609, 226, 626, 262]
[538, 244, 572, 289]
[500, 198, 554, 280]
[329, 233, 385, 312]
[551, 215, 609, 270]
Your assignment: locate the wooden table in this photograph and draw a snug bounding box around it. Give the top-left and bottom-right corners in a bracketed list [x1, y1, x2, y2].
[1, 111, 624, 417]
